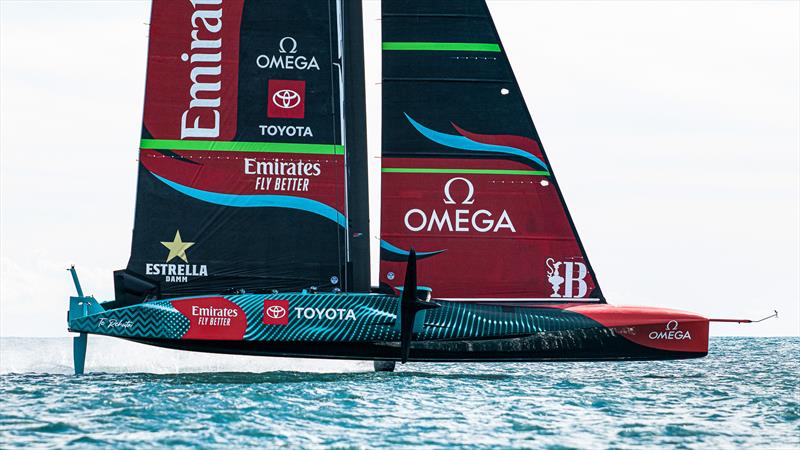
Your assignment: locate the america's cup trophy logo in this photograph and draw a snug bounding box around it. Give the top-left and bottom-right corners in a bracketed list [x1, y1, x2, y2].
[545, 258, 589, 298]
[546, 258, 565, 298]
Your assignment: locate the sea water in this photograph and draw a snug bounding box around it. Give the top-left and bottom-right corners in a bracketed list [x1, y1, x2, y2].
[0, 337, 797, 449]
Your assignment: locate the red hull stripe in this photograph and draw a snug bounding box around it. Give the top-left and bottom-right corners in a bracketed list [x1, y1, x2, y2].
[566, 305, 709, 353]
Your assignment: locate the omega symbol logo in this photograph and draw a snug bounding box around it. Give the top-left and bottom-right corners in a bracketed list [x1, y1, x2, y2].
[265, 305, 287, 319]
[272, 89, 301, 109]
[279, 36, 298, 54]
[403, 176, 515, 233]
[443, 177, 475, 205]
[648, 319, 692, 340]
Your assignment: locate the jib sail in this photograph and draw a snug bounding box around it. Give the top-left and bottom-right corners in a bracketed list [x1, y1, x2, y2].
[380, 0, 603, 301]
[119, 0, 366, 302]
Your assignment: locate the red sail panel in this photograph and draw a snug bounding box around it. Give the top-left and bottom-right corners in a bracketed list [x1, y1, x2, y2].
[143, 0, 243, 141]
[381, 158, 596, 299]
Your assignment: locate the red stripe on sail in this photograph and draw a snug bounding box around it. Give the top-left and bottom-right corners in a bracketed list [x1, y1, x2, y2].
[451, 123, 543, 159]
[140, 149, 345, 212]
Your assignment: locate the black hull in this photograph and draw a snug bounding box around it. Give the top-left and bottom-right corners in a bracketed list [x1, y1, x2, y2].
[127, 332, 706, 363]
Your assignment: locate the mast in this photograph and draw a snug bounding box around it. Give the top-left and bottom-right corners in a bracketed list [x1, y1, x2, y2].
[335, 0, 350, 287]
[341, 0, 371, 292]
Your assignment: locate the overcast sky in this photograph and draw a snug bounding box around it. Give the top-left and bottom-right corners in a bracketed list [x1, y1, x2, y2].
[1, 0, 798, 337]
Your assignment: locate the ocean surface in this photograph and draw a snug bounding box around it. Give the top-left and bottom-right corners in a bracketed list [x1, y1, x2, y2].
[0, 337, 797, 449]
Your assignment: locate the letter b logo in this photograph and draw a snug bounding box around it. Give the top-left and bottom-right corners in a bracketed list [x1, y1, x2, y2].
[562, 262, 588, 298]
[547, 259, 589, 298]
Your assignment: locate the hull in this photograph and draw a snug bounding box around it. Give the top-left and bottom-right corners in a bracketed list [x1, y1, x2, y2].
[68, 293, 708, 362]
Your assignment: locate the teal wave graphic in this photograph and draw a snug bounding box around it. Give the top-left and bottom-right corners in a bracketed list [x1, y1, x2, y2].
[151, 173, 346, 227]
[405, 114, 548, 170]
[380, 240, 445, 259]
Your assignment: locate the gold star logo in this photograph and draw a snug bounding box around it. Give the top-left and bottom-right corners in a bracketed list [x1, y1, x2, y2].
[161, 230, 194, 263]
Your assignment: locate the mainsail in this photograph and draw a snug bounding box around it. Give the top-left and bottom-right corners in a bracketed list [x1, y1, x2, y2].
[119, 0, 368, 302]
[380, 0, 603, 301]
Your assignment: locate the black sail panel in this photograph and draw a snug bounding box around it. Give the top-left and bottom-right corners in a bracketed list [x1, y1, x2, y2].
[380, 0, 604, 301]
[123, 0, 347, 300]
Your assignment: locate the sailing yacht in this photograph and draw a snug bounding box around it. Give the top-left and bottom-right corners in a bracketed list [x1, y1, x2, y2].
[67, 0, 727, 374]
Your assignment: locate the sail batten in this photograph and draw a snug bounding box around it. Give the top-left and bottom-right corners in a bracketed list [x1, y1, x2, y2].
[140, 139, 344, 155]
[383, 42, 502, 52]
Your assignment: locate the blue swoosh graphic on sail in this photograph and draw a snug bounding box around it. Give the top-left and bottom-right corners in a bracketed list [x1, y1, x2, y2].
[380, 239, 445, 261]
[404, 113, 548, 171]
[151, 173, 347, 227]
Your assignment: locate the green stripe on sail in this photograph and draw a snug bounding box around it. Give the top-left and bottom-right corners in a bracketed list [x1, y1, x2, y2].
[140, 139, 344, 155]
[382, 42, 501, 52]
[382, 168, 550, 176]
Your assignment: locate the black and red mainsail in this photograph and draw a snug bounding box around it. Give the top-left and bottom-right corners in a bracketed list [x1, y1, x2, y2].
[380, 0, 603, 301]
[118, 0, 369, 302]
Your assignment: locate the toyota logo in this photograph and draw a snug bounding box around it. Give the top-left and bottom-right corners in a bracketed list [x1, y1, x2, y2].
[265, 305, 286, 319]
[272, 89, 301, 109]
